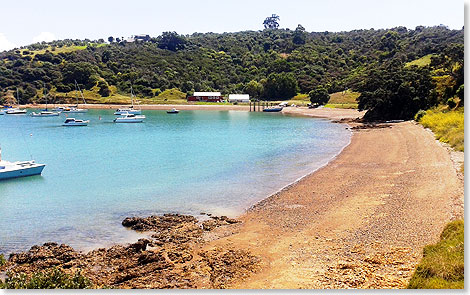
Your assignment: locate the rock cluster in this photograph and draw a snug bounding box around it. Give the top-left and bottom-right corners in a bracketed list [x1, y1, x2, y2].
[1, 213, 257, 289]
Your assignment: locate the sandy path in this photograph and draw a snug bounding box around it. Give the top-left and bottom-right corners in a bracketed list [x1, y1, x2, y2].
[205, 121, 463, 289]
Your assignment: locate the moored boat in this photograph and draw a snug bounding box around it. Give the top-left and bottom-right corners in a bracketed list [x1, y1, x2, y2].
[114, 86, 141, 115]
[263, 107, 283, 112]
[30, 111, 60, 117]
[0, 148, 45, 180]
[167, 108, 179, 114]
[30, 84, 60, 117]
[113, 113, 145, 123]
[63, 81, 88, 113]
[5, 108, 27, 114]
[5, 89, 27, 114]
[62, 118, 89, 126]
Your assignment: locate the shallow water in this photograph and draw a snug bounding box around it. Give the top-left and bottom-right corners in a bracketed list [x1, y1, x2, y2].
[0, 109, 350, 254]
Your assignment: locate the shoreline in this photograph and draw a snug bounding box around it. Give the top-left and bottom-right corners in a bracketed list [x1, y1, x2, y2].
[1, 108, 463, 289]
[21, 103, 366, 120]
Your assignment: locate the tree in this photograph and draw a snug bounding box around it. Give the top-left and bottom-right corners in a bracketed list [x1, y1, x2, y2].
[157, 32, 186, 51]
[244, 80, 263, 99]
[97, 80, 111, 97]
[108, 36, 114, 43]
[309, 86, 330, 105]
[357, 61, 435, 120]
[293, 24, 306, 45]
[262, 72, 298, 100]
[263, 14, 280, 29]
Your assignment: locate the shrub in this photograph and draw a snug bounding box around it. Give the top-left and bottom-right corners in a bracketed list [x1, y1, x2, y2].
[419, 108, 464, 151]
[2, 268, 92, 289]
[446, 98, 457, 109]
[414, 110, 427, 121]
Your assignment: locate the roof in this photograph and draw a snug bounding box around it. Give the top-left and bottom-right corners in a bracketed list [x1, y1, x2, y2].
[193, 92, 222, 96]
[228, 94, 250, 99]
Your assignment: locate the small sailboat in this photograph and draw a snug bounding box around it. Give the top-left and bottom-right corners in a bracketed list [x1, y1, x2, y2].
[0, 147, 45, 180]
[30, 84, 60, 117]
[62, 118, 89, 126]
[62, 81, 88, 113]
[5, 89, 27, 115]
[114, 87, 142, 115]
[113, 112, 145, 123]
[166, 108, 179, 114]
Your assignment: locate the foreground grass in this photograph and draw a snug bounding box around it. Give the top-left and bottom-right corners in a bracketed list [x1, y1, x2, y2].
[417, 107, 464, 151]
[0, 268, 93, 289]
[408, 220, 464, 289]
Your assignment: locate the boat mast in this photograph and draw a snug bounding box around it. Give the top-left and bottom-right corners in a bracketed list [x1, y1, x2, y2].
[75, 81, 87, 105]
[44, 82, 48, 110]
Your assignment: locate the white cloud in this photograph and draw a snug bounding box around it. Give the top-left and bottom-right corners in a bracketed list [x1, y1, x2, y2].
[0, 33, 17, 52]
[32, 32, 56, 43]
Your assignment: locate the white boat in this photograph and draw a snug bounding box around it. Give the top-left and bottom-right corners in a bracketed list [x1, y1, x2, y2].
[114, 106, 141, 115]
[62, 81, 88, 113]
[62, 106, 88, 113]
[5, 89, 27, 114]
[167, 108, 179, 114]
[31, 85, 60, 117]
[263, 107, 283, 112]
[114, 87, 142, 115]
[52, 106, 65, 112]
[113, 113, 145, 123]
[0, 148, 45, 180]
[5, 108, 27, 114]
[30, 111, 60, 117]
[62, 118, 89, 126]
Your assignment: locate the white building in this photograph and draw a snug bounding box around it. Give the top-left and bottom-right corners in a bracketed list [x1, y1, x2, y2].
[228, 94, 250, 103]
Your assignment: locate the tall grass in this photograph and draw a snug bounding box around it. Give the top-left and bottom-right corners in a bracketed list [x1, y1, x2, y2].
[408, 220, 464, 289]
[418, 108, 464, 152]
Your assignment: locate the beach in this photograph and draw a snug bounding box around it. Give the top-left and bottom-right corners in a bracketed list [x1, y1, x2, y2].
[1, 107, 463, 289]
[206, 117, 464, 288]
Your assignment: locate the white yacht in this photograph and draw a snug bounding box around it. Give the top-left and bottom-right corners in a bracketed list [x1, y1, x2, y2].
[62, 118, 89, 126]
[114, 106, 141, 115]
[114, 87, 142, 115]
[5, 108, 27, 115]
[5, 89, 27, 114]
[30, 111, 59, 117]
[113, 113, 145, 123]
[0, 148, 45, 180]
[31, 85, 60, 117]
[62, 81, 88, 113]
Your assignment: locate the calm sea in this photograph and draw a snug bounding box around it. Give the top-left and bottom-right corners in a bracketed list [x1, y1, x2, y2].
[0, 109, 350, 254]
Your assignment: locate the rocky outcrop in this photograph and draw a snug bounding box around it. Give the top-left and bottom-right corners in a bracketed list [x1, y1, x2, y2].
[1, 213, 258, 289]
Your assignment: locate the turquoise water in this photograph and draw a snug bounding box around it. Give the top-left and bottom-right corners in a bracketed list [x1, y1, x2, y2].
[0, 109, 350, 254]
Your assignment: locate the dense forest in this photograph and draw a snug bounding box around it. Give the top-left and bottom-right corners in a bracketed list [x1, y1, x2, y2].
[0, 24, 464, 119]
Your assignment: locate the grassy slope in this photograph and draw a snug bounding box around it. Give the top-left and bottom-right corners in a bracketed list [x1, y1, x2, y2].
[20, 44, 106, 57]
[325, 90, 360, 109]
[405, 54, 436, 67]
[408, 220, 464, 289]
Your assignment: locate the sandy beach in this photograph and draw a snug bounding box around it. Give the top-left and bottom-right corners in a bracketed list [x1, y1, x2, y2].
[206, 118, 464, 288]
[1, 107, 463, 289]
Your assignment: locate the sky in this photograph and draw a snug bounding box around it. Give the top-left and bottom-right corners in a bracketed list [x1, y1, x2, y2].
[0, 0, 464, 51]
